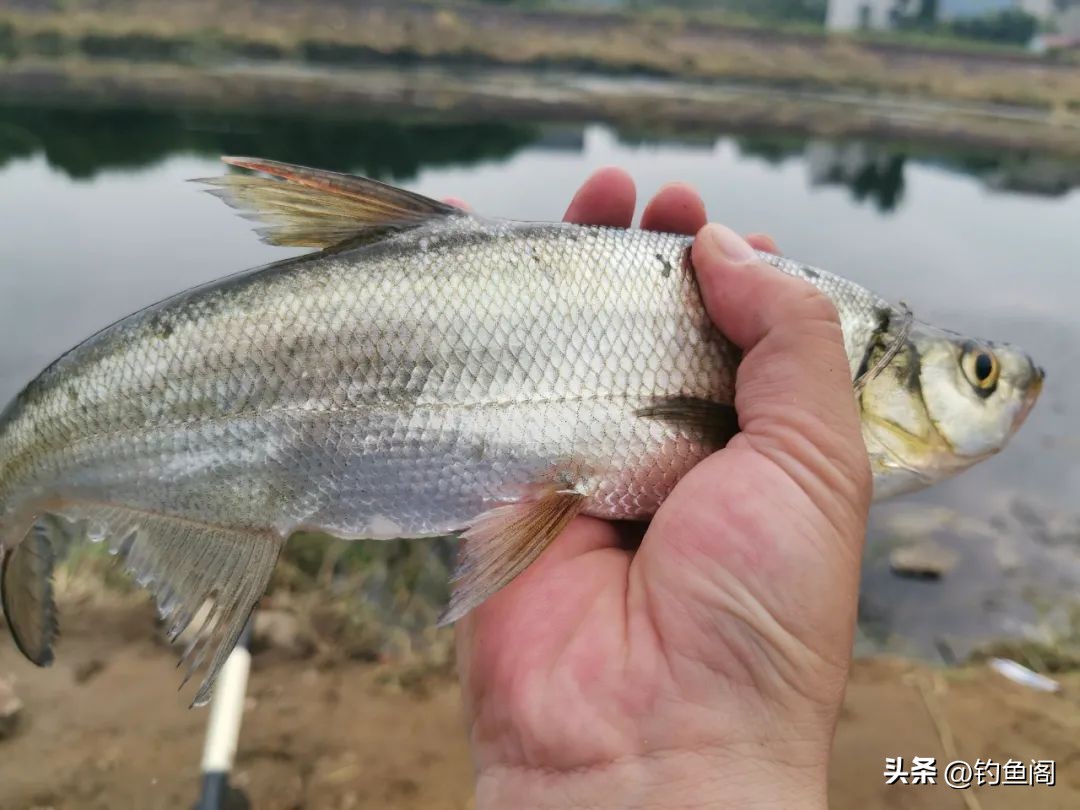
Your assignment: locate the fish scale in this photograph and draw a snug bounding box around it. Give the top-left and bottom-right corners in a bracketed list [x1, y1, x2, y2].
[0, 157, 1042, 703]
[4, 225, 711, 528]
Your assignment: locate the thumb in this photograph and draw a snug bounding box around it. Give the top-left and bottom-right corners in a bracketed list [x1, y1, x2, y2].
[692, 224, 871, 532]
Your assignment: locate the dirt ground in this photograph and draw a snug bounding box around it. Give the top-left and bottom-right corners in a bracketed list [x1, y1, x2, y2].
[0, 601, 1078, 810]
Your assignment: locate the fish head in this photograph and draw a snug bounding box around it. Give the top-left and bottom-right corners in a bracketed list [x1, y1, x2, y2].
[859, 318, 1043, 499]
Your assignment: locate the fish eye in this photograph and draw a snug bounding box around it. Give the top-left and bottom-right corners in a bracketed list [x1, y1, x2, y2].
[962, 346, 1000, 394]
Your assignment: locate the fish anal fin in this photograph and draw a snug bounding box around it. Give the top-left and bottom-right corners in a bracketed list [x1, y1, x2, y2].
[51, 503, 281, 707]
[636, 396, 739, 449]
[438, 482, 587, 626]
[199, 156, 464, 248]
[2, 521, 59, 667]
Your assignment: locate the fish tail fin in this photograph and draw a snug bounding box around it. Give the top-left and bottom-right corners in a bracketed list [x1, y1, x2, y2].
[1, 518, 61, 667]
[195, 156, 467, 249]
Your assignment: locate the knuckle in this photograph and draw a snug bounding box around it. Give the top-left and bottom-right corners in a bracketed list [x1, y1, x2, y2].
[762, 269, 842, 328]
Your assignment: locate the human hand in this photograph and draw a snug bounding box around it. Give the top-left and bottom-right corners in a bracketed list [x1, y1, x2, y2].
[454, 169, 872, 809]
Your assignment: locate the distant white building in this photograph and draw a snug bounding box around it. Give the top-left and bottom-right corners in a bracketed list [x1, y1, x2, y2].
[828, 0, 1080, 31]
[1019, 0, 1080, 36]
[1018, 0, 1054, 16]
[826, 0, 910, 30]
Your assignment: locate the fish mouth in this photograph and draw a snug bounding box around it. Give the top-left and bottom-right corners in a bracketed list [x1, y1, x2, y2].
[863, 412, 966, 480]
[1012, 366, 1044, 433]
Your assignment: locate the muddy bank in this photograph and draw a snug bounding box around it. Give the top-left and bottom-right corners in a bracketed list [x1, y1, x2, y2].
[2, 57, 1079, 161]
[0, 598, 1078, 809]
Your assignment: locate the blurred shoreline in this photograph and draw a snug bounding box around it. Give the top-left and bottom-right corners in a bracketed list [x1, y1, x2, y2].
[1, 0, 1079, 158]
[2, 56, 1080, 160]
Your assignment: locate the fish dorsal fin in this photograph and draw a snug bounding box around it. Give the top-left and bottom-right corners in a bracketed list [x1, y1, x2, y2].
[199, 156, 464, 248]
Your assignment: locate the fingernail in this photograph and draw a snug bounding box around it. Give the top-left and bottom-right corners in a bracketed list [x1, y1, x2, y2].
[704, 224, 757, 265]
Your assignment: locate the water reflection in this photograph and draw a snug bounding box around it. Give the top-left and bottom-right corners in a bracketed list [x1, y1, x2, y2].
[3, 101, 1080, 203]
[805, 141, 907, 212]
[945, 154, 1080, 198]
[734, 133, 1080, 208]
[0, 105, 537, 180]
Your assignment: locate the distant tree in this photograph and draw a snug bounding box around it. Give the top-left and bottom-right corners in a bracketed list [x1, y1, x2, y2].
[624, 1, 829, 24]
[715, 0, 829, 24]
[889, 0, 933, 31]
[949, 9, 1038, 44]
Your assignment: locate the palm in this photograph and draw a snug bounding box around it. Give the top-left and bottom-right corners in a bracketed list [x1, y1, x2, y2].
[454, 170, 871, 786]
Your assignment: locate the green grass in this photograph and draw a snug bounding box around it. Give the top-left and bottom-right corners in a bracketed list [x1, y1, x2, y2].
[852, 26, 1033, 57]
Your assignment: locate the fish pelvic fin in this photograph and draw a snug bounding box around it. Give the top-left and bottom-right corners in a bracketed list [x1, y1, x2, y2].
[198, 156, 466, 248]
[635, 396, 740, 449]
[1, 520, 61, 667]
[438, 480, 588, 627]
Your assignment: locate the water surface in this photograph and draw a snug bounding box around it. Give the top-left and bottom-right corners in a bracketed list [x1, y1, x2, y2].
[1, 102, 1078, 660]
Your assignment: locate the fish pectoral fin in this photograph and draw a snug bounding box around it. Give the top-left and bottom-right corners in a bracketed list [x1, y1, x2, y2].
[197, 156, 466, 248]
[635, 396, 739, 449]
[2, 521, 60, 667]
[60, 503, 283, 707]
[438, 484, 588, 626]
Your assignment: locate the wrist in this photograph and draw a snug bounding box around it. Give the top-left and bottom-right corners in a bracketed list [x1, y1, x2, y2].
[474, 748, 828, 810]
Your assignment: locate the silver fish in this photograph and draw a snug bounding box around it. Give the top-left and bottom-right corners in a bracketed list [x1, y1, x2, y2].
[0, 157, 1043, 703]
